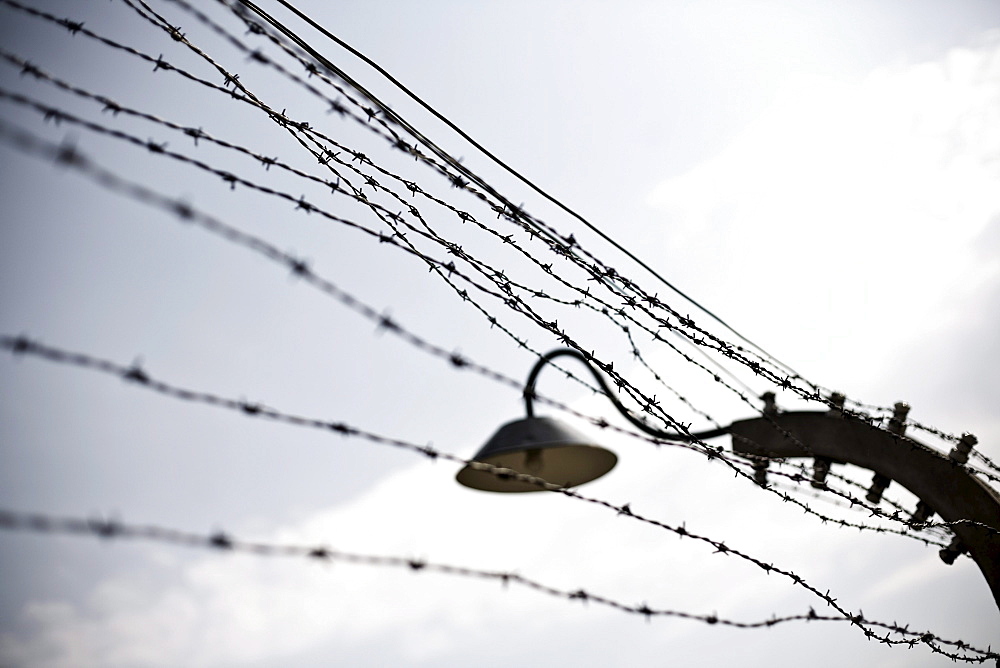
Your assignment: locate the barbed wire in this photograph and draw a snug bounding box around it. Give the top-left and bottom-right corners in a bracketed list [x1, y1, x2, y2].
[227, 0, 1000, 472]
[0, 115, 699, 465]
[6, 0, 989, 499]
[967, 461, 1000, 486]
[0, 222, 992, 659]
[722, 449, 994, 539]
[0, 0, 795, 466]
[205, 0, 996, 463]
[2, 119, 990, 549]
[115, 0, 754, 434]
[5, 0, 988, 486]
[0, 508, 993, 662]
[207, 3, 806, 402]
[781, 461, 952, 539]
[213, 0, 820, 370]
[3, 323, 978, 550]
[167, 0, 854, 403]
[0, 49, 597, 344]
[9, 76, 990, 496]
[5, 46, 951, 519]
[223, 0, 815, 391]
[0, 323, 989, 581]
[971, 449, 1000, 476]
[0, 2, 716, 436]
[6, 3, 996, 656]
[2, 335, 997, 658]
[0, 68, 689, 437]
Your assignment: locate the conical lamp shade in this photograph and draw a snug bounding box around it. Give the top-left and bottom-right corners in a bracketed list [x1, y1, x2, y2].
[456, 416, 617, 492]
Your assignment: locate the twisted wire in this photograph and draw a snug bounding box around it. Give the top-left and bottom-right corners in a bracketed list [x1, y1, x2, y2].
[9, 0, 984, 512]
[0, 508, 993, 662]
[211, 0, 996, 459]
[4, 333, 996, 659]
[1, 5, 996, 656]
[185, 0, 850, 405]
[0, 6, 690, 428]
[0, 119, 986, 547]
[3, 0, 984, 482]
[224, 0, 813, 391]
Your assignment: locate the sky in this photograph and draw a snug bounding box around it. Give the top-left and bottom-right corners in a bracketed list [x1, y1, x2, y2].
[1, 1, 999, 666]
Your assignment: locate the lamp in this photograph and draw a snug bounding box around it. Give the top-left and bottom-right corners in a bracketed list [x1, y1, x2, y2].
[454, 415, 617, 492]
[456, 348, 727, 492]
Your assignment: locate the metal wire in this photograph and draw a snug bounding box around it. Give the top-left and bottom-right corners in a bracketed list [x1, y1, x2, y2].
[0, 508, 992, 662]
[7, 0, 984, 495]
[3, 0, 983, 463]
[10, 327, 998, 632]
[2, 118, 988, 546]
[1, 2, 996, 659]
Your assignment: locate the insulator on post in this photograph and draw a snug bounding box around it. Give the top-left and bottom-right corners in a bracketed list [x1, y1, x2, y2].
[911, 500, 935, 525]
[761, 391, 777, 416]
[948, 433, 978, 465]
[888, 402, 910, 436]
[939, 535, 968, 565]
[810, 457, 831, 489]
[827, 391, 845, 417]
[752, 459, 768, 486]
[865, 473, 891, 504]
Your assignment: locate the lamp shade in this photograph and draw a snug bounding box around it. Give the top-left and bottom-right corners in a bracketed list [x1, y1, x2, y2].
[456, 416, 617, 492]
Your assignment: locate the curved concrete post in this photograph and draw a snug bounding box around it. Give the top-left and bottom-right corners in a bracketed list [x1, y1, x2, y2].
[729, 412, 1000, 611]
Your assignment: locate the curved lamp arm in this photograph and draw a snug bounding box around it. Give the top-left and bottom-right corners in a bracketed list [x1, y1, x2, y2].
[523, 348, 728, 442]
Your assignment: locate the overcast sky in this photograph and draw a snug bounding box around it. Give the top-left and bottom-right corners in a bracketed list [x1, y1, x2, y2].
[1, 1, 999, 666]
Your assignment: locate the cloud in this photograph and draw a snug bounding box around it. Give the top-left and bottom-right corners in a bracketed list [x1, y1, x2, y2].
[645, 33, 1000, 392]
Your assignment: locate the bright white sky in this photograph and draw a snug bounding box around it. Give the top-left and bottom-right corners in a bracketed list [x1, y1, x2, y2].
[1, 1, 999, 666]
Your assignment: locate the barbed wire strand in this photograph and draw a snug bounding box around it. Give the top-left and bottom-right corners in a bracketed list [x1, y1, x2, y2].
[1, 117, 988, 542]
[0, 3, 719, 435]
[6, 70, 995, 497]
[0, 508, 993, 662]
[0, 73, 685, 437]
[0, 10, 801, 469]
[80, 0, 976, 456]
[4, 0, 995, 576]
[2, 334, 997, 659]
[142, 0, 837, 407]
[227, 0, 808, 386]
[0, 15, 944, 498]
[213, 0, 822, 386]
[1, 3, 992, 656]
[116, 0, 772, 432]
[2, 324, 977, 547]
[204, 0, 988, 448]
[228, 2, 955, 433]
[4, 0, 982, 481]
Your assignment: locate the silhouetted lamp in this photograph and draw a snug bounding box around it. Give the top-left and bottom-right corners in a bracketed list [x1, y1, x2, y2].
[456, 349, 726, 492]
[454, 415, 616, 492]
